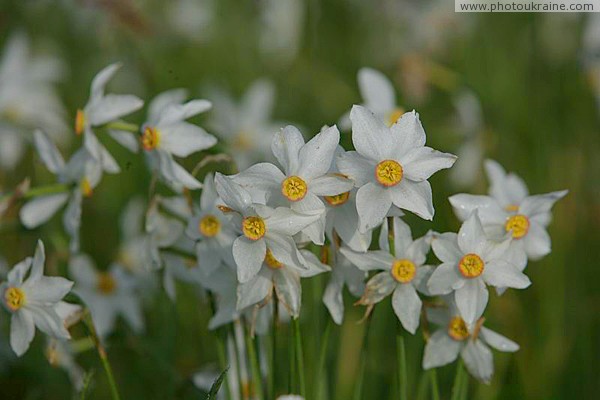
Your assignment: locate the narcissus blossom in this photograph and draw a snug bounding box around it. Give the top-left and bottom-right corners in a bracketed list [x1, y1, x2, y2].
[427, 211, 531, 323]
[341, 218, 432, 334]
[214, 173, 320, 283]
[1, 241, 74, 356]
[422, 299, 519, 383]
[338, 105, 456, 231]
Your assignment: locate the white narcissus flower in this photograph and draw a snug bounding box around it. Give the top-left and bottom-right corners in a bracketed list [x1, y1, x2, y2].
[340, 218, 432, 334]
[185, 173, 236, 275]
[0, 33, 67, 169]
[144, 197, 185, 270]
[427, 211, 531, 324]
[449, 159, 568, 271]
[259, 0, 305, 66]
[237, 248, 329, 318]
[77, 63, 144, 173]
[45, 337, 85, 391]
[323, 247, 366, 325]
[338, 105, 456, 232]
[69, 254, 144, 339]
[0, 241, 74, 356]
[214, 173, 320, 283]
[208, 79, 283, 169]
[339, 68, 405, 130]
[422, 299, 519, 384]
[19, 130, 103, 253]
[142, 90, 217, 190]
[167, 0, 215, 42]
[232, 125, 353, 245]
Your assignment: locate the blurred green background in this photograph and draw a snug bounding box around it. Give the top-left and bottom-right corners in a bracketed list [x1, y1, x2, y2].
[0, 1, 598, 399]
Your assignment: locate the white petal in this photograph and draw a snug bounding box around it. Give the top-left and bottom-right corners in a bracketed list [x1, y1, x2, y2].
[196, 241, 222, 275]
[422, 330, 461, 369]
[392, 284, 422, 334]
[159, 122, 217, 157]
[484, 159, 528, 207]
[68, 254, 98, 288]
[358, 67, 396, 114]
[20, 193, 69, 228]
[108, 130, 140, 152]
[427, 262, 463, 295]
[263, 206, 321, 236]
[323, 278, 344, 325]
[237, 270, 273, 310]
[118, 296, 144, 333]
[389, 179, 434, 220]
[28, 305, 70, 339]
[88, 94, 143, 126]
[401, 147, 456, 182]
[349, 105, 392, 161]
[231, 162, 284, 194]
[33, 130, 65, 174]
[457, 211, 487, 254]
[272, 126, 305, 175]
[461, 340, 494, 384]
[523, 222, 551, 260]
[7, 258, 32, 286]
[63, 192, 83, 254]
[10, 310, 35, 356]
[483, 260, 531, 289]
[241, 79, 275, 128]
[24, 277, 73, 304]
[148, 88, 188, 122]
[90, 63, 121, 98]
[156, 150, 202, 190]
[339, 247, 392, 272]
[214, 173, 253, 212]
[156, 99, 212, 125]
[309, 174, 354, 196]
[480, 327, 519, 352]
[389, 110, 426, 157]
[297, 125, 340, 179]
[448, 194, 506, 224]
[378, 217, 413, 256]
[232, 236, 266, 283]
[331, 203, 372, 252]
[336, 151, 375, 187]
[455, 279, 488, 324]
[431, 233, 462, 263]
[360, 271, 396, 304]
[356, 182, 391, 232]
[274, 268, 302, 318]
[520, 190, 568, 220]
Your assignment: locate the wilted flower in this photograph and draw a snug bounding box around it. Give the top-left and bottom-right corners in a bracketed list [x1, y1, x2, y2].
[1, 241, 74, 356]
[338, 105, 456, 231]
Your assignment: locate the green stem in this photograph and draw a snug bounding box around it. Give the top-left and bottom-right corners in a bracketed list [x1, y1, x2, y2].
[451, 359, 466, 400]
[396, 328, 408, 400]
[104, 120, 140, 133]
[245, 326, 265, 400]
[269, 301, 278, 400]
[352, 314, 372, 400]
[0, 183, 71, 204]
[314, 318, 332, 400]
[430, 369, 441, 400]
[82, 315, 121, 400]
[387, 216, 396, 257]
[292, 317, 306, 397]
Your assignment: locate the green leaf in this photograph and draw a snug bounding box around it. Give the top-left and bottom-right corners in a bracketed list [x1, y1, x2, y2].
[206, 367, 229, 400]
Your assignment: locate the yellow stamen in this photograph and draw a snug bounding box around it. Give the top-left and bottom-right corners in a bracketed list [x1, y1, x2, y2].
[448, 316, 469, 341]
[80, 178, 93, 197]
[141, 126, 161, 151]
[217, 205, 234, 213]
[4, 287, 26, 311]
[242, 216, 266, 241]
[504, 214, 530, 239]
[386, 107, 405, 126]
[97, 273, 117, 294]
[281, 175, 308, 202]
[458, 253, 485, 278]
[264, 249, 283, 269]
[75, 109, 86, 136]
[199, 215, 221, 237]
[324, 191, 350, 206]
[391, 259, 416, 283]
[375, 160, 403, 187]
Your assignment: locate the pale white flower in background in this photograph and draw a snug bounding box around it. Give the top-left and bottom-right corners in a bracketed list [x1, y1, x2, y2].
[19, 130, 103, 253]
[45, 337, 85, 391]
[338, 105, 456, 231]
[237, 248, 329, 318]
[77, 63, 143, 173]
[427, 211, 531, 323]
[422, 298, 519, 384]
[69, 254, 144, 339]
[144, 197, 186, 270]
[341, 218, 432, 334]
[259, 0, 305, 66]
[186, 173, 236, 275]
[0, 32, 67, 169]
[339, 68, 405, 130]
[323, 247, 366, 325]
[277, 396, 305, 400]
[449, 90, 485, 189]
[232, 125, 353, 244]
[141, 89, 216, 190]
[208, 79, 283, 169]
[449, 160, 568, 270]
[215, 174, 320, 283]
[167, 0, 215, 42]
[0, 241, 74, 356]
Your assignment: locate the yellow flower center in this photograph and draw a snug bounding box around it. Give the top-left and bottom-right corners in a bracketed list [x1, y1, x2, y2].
[447, 316, 469, 341]
[458, 253, 485, 278]
[242, 216, 266, 241]
[375, 160, 403, 187]
[4, 287, 26, 311]
[75, 109, 86, 135]
[80, 178, 93, 197]
[391, 259, 416, 283]
[324, 191, 350, 206]
[281, 175, 308, 202]
[505, 204, 519, 212]
[504, 214, 530, 239]
[142, 126, 161, 151]
[199, 215, 221, 237]
[97, 273, 117, 294]
[386, 107, 405, 126]
[264, 249, 283, 269]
